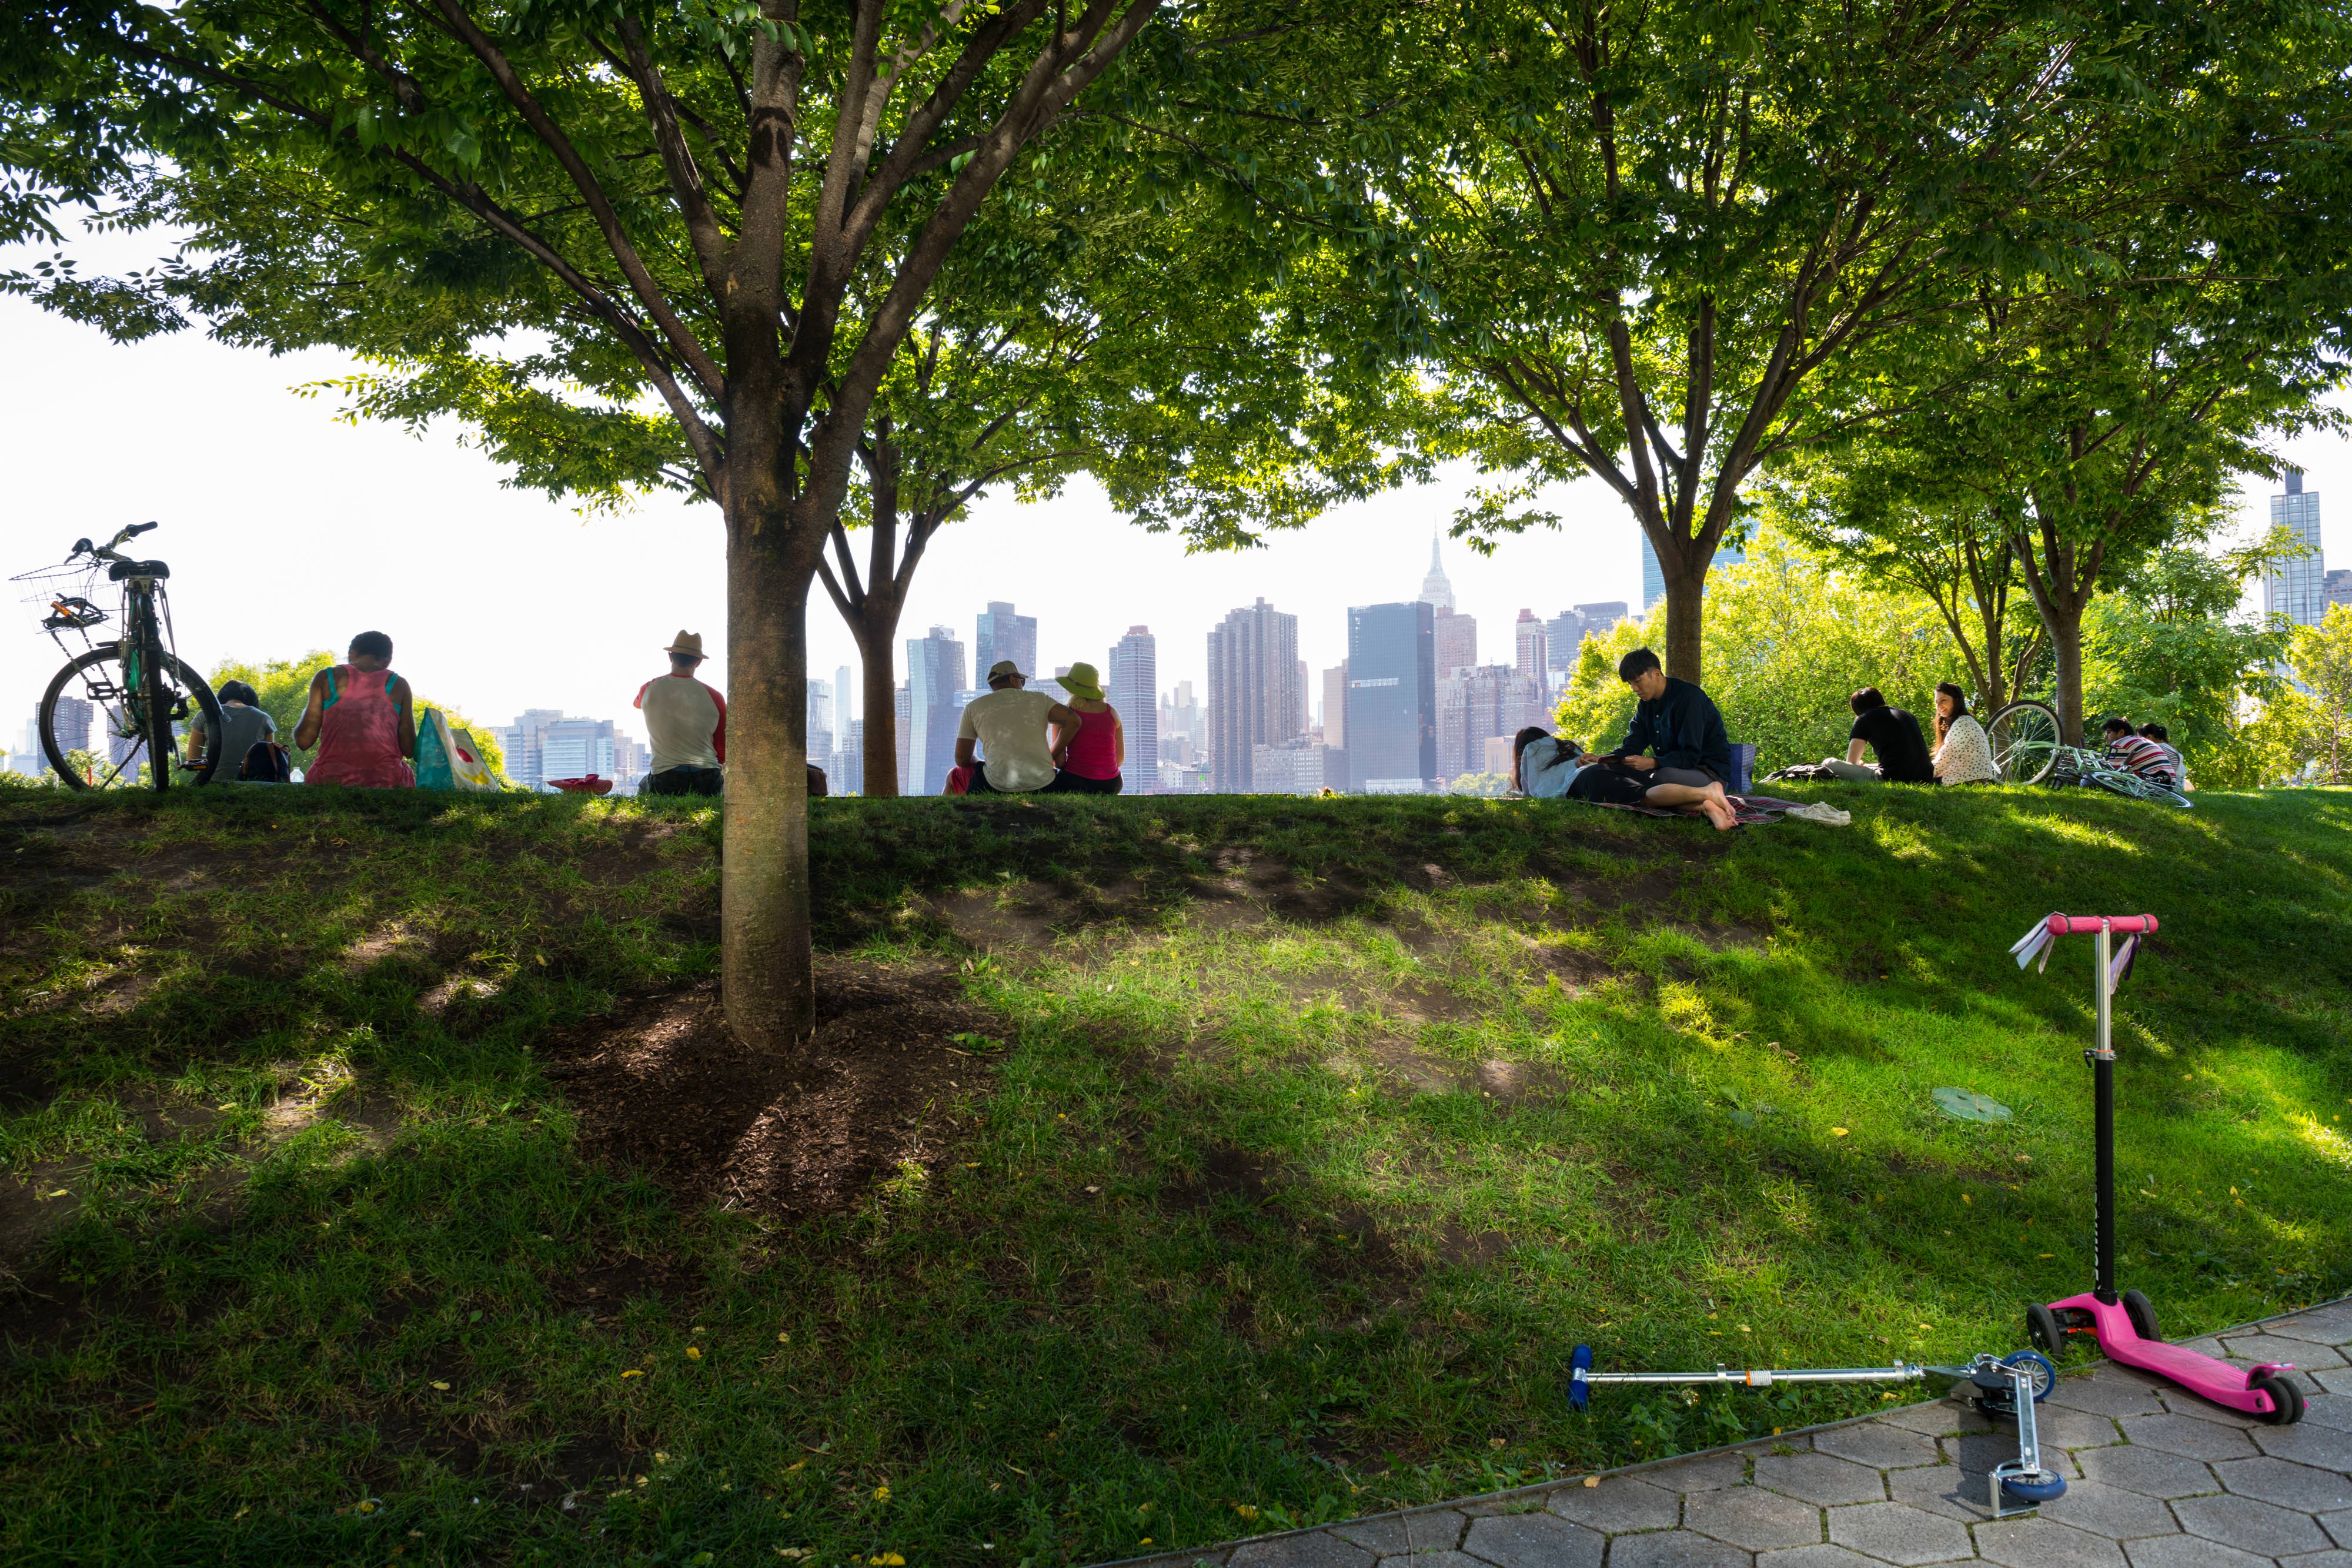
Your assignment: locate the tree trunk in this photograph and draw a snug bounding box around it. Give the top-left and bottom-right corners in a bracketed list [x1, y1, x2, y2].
[853, 596, 903, 798]
[1661, 560, 1708, 686]
[722, 497, 818, 1051]
[2049, 603, 2086, 746]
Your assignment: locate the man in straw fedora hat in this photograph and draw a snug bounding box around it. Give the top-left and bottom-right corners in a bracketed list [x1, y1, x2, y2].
[634, 630, 727, 796]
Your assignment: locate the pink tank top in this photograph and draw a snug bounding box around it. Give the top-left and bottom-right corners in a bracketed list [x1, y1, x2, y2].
[1063, 705, 1119, 779]
[308, 666, 416, 788]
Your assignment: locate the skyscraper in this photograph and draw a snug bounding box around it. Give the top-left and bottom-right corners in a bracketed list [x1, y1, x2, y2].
[1321, 663, 1348, 750]
[1575, 600, 1629, 630]
[904, 626, 967, 794]
[1434, 606, 1478, 676]
[835, 665, 856, 732]
[1439, 664, 1549, 781]
[2267, 469, 2327, 627]
[1640, 531, 1666, 612]
[807, 678, 833, 764]
[833, 721, 865, 794]
[1347, 600, 1436, 793]
[1514, 609, 1549, 694]
[1206, 599, 1301, 793]
[1419, 531, 1456, 612]
[1108, 626, 1158, 792]
[974, 601, 1037, 680]
[1160, 680, 1202, 765]
[501, 707, 567, 790]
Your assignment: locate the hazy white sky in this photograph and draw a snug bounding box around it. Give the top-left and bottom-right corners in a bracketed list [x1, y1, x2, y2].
[4, 289, 2345, 753]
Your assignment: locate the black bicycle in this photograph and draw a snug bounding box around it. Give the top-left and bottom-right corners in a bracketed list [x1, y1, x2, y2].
[12, 522, 225, 791]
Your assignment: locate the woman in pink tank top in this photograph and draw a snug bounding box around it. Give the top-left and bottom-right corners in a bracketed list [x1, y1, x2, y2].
[1047, 661, 1124, 795]
[295, 632, 417, 788]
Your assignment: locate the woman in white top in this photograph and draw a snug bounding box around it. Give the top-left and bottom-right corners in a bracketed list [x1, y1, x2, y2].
[1932, 681, 2001, 785]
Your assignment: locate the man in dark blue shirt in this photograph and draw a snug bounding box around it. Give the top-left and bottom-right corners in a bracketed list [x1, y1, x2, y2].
[1576, 647, 1738, 830]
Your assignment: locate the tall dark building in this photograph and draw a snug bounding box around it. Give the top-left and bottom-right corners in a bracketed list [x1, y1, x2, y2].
[1206, 599, 1301, 793]
[1108, 626, 1158, 793]
[905, 626, 967, 794]
[1346, 600, 1436, 793]
[974, 601, 1037, 680]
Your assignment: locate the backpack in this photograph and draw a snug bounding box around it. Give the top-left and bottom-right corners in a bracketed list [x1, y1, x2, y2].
[415, 707, 503, 791]
[239, 740, 294, 783]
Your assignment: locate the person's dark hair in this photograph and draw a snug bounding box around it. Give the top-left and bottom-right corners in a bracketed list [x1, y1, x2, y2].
[217, 679, 260, 707]
[988, 671, 1018, 690]
[1512, 726, 1552, 760]
[1617, 647, 1662, 681]
[349, 630, 393, 661]
[2101, 716, 2132, 738]
[1933, 681, 1968, 744]
[2139, 721, 2169, 743]
[1849, 686, 1887, 716]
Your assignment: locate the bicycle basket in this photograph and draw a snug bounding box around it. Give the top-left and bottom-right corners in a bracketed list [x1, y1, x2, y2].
[11, 560, 108, 636]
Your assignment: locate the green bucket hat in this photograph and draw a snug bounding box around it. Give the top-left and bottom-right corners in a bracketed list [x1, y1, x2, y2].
[1060, 661, 1106, 702]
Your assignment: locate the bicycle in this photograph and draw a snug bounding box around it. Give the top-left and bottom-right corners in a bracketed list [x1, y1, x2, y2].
[2047, 744, 2192, 809]
[1984, 698, 2064, 785]
[11, 522, 226, 791]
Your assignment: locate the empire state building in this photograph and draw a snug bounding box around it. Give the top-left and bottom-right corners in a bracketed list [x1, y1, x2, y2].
[1418, 533, 1456, 612]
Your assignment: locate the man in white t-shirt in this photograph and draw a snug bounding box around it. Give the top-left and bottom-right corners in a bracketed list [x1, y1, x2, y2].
[634, 630, 727, 795]
[955, 660, 1073, 794]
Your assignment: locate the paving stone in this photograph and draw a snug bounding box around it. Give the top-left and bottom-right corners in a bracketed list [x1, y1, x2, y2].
[2307, 1394, 2352, 1432]
[2033, 1478, 2180, 1540]
[1753, 1549, 1884, 1568]
[1544, 1477, 1679, 1533]
[1942, 1429, 2082, 1478]
[1332, 1511, 1466, 1554]
[1880, 1399, 1993, 1437]
[1753, 1453, 1886, 1506]
[1973, 1516, 2128, 1567]
[2318, 1368, 2352, 1397]
[2119, 1535, 2273, 1568]
[1376, 1553, 1483, 1568]
[2213, 1455, 2352, 1512]
[2330, 1508, 2352, 1548]
[2033, 1406, 2129, 1450]
[1229, 1533, 1377, 1568]
[1886, 1461, 1999, 1522]
[1603, 1532, 1753, 1568]
[2047, 1374, 2167, 1418]
[2173, 1492, 2333, 1556]
[1682, 1487, 1824, 1552]
[1823, 1501, 1972, 1564]
[1458, 1512, 1602, 1568]
[2075, 1443, 2221, 1499]
[2270, 1306, 2352, 1345]
[1641, 1452, 1752, 1492]
[1812, 1422, 1939, 1471]
[2225, 1333, 2348, 1369]
[2117, 1412, 2261, 1460]
[2279, 1553, 2352, 1567]
[2255, 1420, 2352, 1470]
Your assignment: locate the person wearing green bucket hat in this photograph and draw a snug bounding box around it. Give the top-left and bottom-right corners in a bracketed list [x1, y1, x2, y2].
[1046, 660, 1124, 794]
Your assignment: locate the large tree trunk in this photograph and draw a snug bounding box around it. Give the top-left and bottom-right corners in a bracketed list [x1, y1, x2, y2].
[2049, 603, 2086, 747]
[1659, 556, 1708, 686]
[723, 494, 819, 1051]
[853, 597, 903, 798]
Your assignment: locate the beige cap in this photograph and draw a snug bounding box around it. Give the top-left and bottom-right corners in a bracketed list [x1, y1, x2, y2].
[987, 658, 1026, 683]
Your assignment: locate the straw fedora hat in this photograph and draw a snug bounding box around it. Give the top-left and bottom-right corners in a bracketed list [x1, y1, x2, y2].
[665, 630, 706, 658]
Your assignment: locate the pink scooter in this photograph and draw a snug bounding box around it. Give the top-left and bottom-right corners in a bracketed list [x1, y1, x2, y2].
[2013, 914, 2304, 1425]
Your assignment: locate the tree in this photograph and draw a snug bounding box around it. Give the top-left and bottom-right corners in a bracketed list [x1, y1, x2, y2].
[6, 0, 1194, 1047]
[2266, 606, 2352, 785]
[1337, 0, 2175, 685]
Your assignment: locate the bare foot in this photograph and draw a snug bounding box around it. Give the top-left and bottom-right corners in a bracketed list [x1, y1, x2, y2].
[1699, 785, 1738, 831]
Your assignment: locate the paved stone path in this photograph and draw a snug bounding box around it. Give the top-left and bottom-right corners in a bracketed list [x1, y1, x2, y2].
[1115, 1298, 2352, 1568]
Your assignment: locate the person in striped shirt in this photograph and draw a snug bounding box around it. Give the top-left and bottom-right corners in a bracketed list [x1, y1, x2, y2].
[2101, 717, 2180, 788]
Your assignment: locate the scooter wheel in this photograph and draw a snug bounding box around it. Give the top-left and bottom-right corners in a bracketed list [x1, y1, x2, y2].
[2003, 1349, 2059, 1403]
[2026, 1302, 2064, 1356]
[2122, 1289, 2161, 1343]
[2250, 1371, 2304, 1426]
[2000, 1470, 2068, 1504]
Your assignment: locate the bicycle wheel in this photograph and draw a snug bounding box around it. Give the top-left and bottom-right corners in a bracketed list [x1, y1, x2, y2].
[40, 643, 225, 790]
[1987, 701, 2062, 785]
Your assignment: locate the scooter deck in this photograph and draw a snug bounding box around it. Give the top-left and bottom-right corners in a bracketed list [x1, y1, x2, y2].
[2049, 1293, 2293, 1416]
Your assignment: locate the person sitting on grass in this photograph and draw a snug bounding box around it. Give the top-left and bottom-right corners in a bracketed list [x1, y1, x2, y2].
[2103, 717, 2180, 788]
[189, 678, 279, 781]
[1045, 661, 1124, 794]
[1822, 687, 1935, 784]
[1930, 681, 2000, 785]
[1573, 647, 1739, 830]
[635, 631, 727, 797]
[1512, 726, 1584, 797]
[2139, 721, 2189, 790]
[956, 659, 1074, 795]
[294, 631, 416, 788]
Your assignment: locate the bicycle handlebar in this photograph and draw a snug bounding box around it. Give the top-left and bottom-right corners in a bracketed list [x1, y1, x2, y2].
[76, 521, 159, 563]
[2045, 914, 2159, 937]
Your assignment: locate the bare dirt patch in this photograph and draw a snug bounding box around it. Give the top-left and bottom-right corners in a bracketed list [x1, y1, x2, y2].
[538, 960, 996, 1217]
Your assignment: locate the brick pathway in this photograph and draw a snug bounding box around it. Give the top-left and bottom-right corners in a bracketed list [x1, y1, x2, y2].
[1112, 1298, 2352, 1568]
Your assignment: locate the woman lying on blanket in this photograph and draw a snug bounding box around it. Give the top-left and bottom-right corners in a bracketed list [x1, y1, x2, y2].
[1512, 733, 1742, 833]
[1509, 649, 1741, 831]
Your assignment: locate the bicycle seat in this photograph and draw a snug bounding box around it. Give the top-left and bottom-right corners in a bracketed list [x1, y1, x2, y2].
[106, 560, 169, 581]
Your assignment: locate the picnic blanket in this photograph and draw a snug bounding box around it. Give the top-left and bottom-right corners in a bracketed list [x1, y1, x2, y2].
[1591, 793, 1842, 827]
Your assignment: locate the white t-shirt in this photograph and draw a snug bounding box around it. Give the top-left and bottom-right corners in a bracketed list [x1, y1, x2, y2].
[957, 688, 1058, 791]
[634, 675, 727, 773]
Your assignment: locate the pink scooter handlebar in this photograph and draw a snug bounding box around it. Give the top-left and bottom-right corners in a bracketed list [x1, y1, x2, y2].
[2045, 914, 2159, 937]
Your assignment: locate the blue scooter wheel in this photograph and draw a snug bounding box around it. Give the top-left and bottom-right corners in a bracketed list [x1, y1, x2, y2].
[2001, 1470, 2067, 1503]
[2003, 1349, 2058, 1403]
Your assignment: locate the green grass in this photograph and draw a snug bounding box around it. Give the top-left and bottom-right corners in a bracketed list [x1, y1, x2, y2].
[1, 781, 2348, 1567]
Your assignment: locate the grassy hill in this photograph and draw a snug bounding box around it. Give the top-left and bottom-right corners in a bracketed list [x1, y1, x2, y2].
[1, 782, 2347, 1567]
